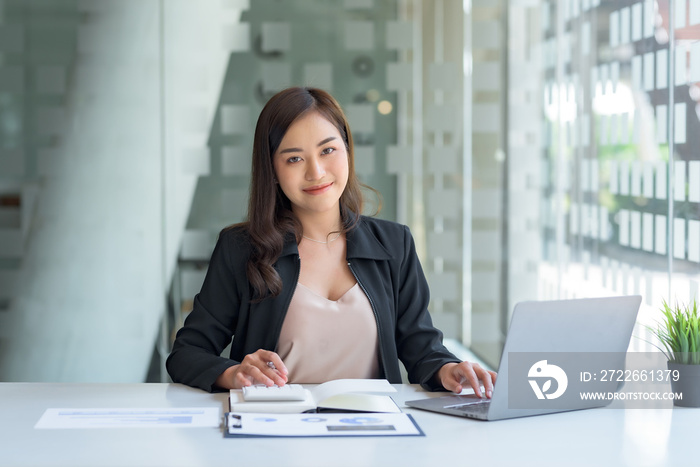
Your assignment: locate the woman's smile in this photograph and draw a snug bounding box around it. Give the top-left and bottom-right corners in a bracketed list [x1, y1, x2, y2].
[303, 182, 334, 195]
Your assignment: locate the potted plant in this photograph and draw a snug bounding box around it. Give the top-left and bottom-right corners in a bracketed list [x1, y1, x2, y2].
[649, 298, 700, 407]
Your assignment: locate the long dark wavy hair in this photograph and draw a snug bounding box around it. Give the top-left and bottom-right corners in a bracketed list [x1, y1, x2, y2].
[241, 87, 368, 301]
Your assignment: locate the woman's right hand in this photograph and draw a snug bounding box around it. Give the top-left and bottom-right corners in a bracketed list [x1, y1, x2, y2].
[215, 349, 289, 390]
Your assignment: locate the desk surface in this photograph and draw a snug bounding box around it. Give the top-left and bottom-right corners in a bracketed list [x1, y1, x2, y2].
[0, 382, 693, 467]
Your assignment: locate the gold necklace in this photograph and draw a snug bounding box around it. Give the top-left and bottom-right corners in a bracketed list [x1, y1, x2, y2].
[302, 232, 341, 244]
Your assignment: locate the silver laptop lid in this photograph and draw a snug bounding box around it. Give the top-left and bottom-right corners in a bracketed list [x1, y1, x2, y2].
[486, 295, 642, 420]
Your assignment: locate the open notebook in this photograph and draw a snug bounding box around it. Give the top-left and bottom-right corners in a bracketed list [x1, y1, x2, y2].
[229, 379, 401, 413]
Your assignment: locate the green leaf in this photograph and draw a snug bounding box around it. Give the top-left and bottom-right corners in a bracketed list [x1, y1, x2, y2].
[651, 298, 700, 364]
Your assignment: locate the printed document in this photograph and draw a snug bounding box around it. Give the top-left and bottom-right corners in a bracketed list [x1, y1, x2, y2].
[35, 407, 220, 429]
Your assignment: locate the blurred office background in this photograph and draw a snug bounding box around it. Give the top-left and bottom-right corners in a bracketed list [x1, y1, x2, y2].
[0, 0, 698, 383]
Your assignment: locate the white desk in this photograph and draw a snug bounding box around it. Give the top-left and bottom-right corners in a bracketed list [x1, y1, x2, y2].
[0, 382, 694, 467]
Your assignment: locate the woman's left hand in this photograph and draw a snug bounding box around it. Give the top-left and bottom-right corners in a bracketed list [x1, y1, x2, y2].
[437, 362, 498, 398]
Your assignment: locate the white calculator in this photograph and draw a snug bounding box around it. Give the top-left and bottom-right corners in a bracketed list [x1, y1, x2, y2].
[241, 384, 307, 401]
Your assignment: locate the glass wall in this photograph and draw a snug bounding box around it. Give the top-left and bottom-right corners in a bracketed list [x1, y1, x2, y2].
[492, 0, 700, 367]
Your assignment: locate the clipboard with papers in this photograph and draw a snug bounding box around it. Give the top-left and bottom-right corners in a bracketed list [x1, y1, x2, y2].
[224, 412, 424, 438]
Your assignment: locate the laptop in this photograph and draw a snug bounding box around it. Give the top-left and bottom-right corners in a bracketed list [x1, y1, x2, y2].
[406, 295, 642, 421]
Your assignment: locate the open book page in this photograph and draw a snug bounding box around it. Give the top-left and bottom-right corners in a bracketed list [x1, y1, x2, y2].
[316, 393, 401, 413]
[309, 379, 396, 403]
[311, 379, 399, 413]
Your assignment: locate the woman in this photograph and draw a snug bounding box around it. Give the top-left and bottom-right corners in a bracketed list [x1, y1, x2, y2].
[166, 87, 496, 397]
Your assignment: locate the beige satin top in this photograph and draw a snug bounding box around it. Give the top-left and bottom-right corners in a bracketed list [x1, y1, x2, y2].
[276, 282, 380, 383]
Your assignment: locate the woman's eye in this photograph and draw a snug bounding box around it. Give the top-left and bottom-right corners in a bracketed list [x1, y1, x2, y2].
[321, 147, 335, 155]
[287, 156, 302, 163]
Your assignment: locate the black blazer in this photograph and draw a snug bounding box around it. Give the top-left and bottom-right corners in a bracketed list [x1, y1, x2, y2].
[166, 215, 459, 392]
